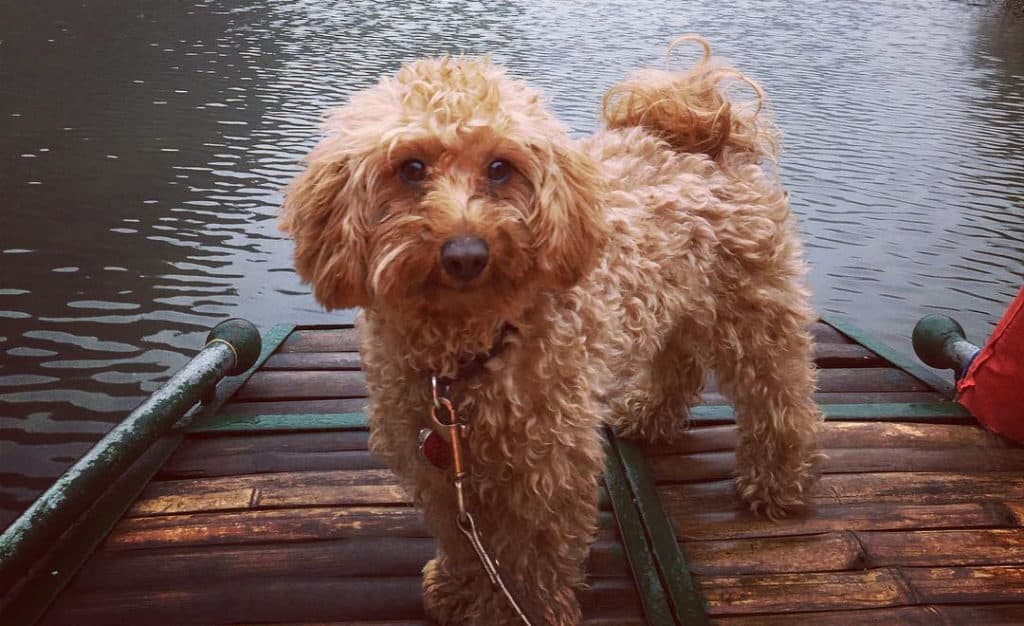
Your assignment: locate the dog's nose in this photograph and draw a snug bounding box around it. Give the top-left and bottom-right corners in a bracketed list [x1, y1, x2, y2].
[440, 236, 489, 282]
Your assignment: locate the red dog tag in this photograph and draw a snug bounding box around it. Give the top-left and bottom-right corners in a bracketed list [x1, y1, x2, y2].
[418, 428, 452, 470]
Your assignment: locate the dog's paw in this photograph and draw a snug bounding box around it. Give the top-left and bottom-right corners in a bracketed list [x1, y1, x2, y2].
[734, 453, 821, 520]
[423, 557, 471, 625]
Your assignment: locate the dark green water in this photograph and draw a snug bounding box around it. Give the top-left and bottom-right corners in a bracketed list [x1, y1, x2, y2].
[1, 0, 1022, 527]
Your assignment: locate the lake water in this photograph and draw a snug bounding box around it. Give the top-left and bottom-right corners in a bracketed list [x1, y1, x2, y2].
[1, 0, 1022, 528]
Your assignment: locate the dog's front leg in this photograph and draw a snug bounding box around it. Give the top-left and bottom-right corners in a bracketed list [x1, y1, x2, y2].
[420, 442, 602, 625]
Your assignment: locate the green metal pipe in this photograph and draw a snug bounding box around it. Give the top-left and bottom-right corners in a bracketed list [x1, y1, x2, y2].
[0, 318, 261, 595]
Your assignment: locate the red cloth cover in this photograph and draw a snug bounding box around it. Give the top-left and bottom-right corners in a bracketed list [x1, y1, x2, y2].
[957, 285, 1024, 442]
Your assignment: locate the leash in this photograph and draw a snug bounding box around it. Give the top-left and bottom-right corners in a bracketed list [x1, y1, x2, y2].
[427, 376, 536, 626]
[416, 324, 537, 625]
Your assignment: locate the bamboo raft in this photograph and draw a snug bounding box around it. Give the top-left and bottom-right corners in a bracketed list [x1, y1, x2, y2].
[4, 317, 1024, 624]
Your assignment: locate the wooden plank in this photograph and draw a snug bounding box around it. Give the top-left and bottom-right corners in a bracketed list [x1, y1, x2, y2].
[859, 528, 1024, 567]
[128, 469, 405, 516]
[806, 391, 943, 403]
[812, 343, 885, 368]
[158, 449, 387, 479]
[696, 568, 913, 615]
[76, 537, 438, 589]
[810, 322, 853, 345]
[937, 604, 1024, 624]
[717, 604, 1024, 625]
[263, 351, 362, 370]
[670, 502, 1018, 542]
[279, 328, 360, 353]
[819, 420, 1017, 450]
[45, 577, 427, 624]
[173, 430, 371, 457]
[44, 576, 638, 625]
[686, 528, 1024, 576]
[133, 469, 613, 516]
[644, 421, 1015, 456]
[813, 368, 931, 393]
[661, 472, 1024, 514]
[683, 532, 864, 576]
[648, 446, 1024, 484]
[105, 507, 429, 549]
[698, 368, 929, 395]
[70, 538, 629, 591]
[104, 508, 620, 550]
[235, 371, 367, 401]
[714, 605, 957, 625]
[214, 397, 368, 417]
[905, 565, 1024, 604]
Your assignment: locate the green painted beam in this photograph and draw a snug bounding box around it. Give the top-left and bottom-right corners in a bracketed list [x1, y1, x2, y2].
[601, 431, 677, 625]
[609, 431, 709, 626]
[189, 411, 369, 433]
[191, 401, 973, 435]
[690, 401, 972, 423]
[820, 315, 956, 397]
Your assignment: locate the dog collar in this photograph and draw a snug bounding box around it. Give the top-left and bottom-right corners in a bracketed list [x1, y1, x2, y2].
[418, 322, 517, 471]
[434, 322, 518, 394]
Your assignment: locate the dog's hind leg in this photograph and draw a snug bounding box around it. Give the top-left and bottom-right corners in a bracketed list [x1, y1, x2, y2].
[712, 294, 823, 519]
[610, 326, 709, 443]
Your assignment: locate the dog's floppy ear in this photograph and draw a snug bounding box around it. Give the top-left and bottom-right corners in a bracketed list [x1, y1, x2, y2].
[280, 151, 370, 310]
[530, 144, 609, 290]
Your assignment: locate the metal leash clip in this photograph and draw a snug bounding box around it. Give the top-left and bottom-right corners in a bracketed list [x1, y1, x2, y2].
[429, 376, 535, 626]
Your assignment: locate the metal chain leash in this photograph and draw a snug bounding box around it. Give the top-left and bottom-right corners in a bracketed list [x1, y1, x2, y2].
[430, 376, 535, 626]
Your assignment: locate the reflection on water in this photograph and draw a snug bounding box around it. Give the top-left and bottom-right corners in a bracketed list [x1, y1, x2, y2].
[1, 0, 1022, 526]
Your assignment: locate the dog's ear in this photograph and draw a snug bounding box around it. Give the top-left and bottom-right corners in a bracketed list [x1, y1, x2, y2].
[280, 153, 370, 310]
[530, 144, 609, 290]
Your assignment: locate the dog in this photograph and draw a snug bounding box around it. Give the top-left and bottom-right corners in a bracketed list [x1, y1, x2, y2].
[280, 36, 822, 625]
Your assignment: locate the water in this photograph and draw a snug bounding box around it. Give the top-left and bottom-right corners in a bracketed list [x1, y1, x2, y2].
[1, 0, 1021, 528]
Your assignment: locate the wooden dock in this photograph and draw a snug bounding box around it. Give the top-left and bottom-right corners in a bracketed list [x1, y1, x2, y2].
[9, 319, 1024, 624]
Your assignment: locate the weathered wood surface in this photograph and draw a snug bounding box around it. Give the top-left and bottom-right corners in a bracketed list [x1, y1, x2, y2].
[716, 603, 1024, 625]
[273, 321, 853, 354]
[44, 577, 640, 625]
[655, 416, 1024, 619]
[233, 366, 931, 402]
[39, 321, 1024, 624]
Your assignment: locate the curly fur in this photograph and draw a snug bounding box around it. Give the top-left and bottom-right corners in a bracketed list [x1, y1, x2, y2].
[281, 36, 822, 625]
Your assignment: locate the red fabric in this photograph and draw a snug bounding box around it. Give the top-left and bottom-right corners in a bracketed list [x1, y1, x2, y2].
[957, 285, 1024, 442]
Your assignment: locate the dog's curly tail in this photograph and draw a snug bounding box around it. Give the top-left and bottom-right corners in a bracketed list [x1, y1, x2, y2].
[602, 35, 779, 165]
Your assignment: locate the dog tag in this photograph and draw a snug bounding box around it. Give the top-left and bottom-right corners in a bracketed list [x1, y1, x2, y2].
[418, 428, 452, 470]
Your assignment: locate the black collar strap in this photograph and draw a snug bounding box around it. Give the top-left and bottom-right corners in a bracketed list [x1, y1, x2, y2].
[436, 323, 517, 392]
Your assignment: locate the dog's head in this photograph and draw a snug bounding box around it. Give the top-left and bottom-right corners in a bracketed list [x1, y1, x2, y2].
[280, 57, 608, 317]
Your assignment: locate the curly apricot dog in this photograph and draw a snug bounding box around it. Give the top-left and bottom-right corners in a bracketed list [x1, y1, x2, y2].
[281, 37, 821, 625]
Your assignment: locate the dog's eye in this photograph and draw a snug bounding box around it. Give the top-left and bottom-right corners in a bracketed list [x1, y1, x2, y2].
[486, 159, 513, 184]
[398, 159, 427, 185]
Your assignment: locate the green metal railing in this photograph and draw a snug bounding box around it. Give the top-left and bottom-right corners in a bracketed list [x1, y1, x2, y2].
[0, 318, 261, 605]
